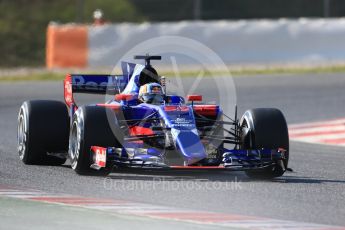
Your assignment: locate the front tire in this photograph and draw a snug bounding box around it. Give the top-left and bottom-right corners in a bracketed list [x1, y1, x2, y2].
[68, 106, 123, 176]
[17, 100, 69, 165]
[240, 108, 289, 179]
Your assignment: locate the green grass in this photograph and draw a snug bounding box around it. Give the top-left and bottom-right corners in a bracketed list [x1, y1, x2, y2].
[0, 72, 65, 82]
[1, 64, 345, 82]
[228, 65, 345, 76]
[163, 64, 345, 77]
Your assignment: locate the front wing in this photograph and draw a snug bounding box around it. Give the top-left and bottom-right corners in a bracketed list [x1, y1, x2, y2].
[90, 146, 288, 171]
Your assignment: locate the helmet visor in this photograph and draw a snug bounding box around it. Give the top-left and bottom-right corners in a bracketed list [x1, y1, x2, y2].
[141, 94, 164, 104]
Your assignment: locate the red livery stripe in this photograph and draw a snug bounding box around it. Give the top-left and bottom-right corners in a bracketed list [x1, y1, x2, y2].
[193, 105, 218, 116]
[170, 166, 225, 169]
[129, 126, 154, 136]
[96, 104, 121, 109]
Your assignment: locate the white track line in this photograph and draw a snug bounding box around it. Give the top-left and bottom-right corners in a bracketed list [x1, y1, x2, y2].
[289, 117, 345, 147]
[0, 185, 343, 230]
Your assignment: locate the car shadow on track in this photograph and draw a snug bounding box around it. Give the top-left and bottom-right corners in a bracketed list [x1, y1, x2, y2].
[60, 163, 345, 184]
[107, 170, 255, 182]
[270, 175, 345, 184]
[107, 170, 345, 184]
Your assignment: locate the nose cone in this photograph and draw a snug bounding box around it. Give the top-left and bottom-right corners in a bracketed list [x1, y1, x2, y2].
[174, 130, 207, 165]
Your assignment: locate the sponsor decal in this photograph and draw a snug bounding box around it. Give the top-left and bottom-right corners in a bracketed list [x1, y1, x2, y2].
[72, 75, 127, 92]
[91, 146, 106, 168]
[172, 117, 194, 128]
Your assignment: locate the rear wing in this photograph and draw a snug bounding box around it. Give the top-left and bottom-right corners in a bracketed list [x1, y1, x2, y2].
[64, 74, 128, 108]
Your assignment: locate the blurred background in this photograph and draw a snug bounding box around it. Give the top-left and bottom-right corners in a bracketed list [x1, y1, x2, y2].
[1, 0, 345, 68]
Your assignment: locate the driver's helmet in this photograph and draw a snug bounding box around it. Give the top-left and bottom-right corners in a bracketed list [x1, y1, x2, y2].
[139, 83, 164, 104]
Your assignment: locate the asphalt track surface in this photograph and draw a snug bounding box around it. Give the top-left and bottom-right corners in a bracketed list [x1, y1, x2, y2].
[0, 73, 345, 228]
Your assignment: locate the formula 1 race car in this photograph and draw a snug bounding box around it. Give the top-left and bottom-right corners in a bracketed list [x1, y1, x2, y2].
[17, 55, 289, 178]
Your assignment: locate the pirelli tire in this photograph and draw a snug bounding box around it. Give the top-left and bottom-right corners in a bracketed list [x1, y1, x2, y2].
[240, 108, 289, 179]
[68, 106, 124, 176]
[17, 100, 69, 165]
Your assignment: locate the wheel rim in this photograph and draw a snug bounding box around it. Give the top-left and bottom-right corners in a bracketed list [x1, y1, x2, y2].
[240, 119, 250, 149]
[18, 111, 26, 160]
[69, 121, 80, 169]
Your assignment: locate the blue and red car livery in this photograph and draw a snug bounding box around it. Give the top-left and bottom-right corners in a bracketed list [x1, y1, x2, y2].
[18, 55, 289, 178]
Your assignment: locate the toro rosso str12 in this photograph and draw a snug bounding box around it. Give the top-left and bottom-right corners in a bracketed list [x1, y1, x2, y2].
[18, 55, 289, 178]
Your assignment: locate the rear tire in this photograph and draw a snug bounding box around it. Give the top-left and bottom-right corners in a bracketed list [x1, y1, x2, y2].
[240, 108, 289, 179]
[68, 106, 124, 176]
[17, 100, 69, 165]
